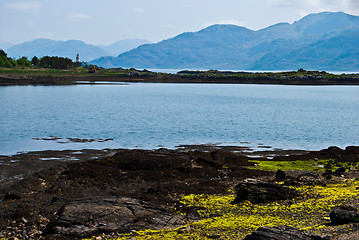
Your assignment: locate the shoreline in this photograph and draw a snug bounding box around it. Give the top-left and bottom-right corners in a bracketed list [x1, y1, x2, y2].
[2, 68, 359, 85]
[1, 145, 359, 239]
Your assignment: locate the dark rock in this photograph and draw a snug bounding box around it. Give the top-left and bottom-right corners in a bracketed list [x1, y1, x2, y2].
[334, 167, 346, 175]
[3, 193, 21, 201]
[46, 196, 185, 238]
[295, 172, 323, 185]
[243, 225, 328, 240]
[275, 170, 286, 180]
[323, 169, 332, 176]
[232, 179, 300, 204]
[330, 205, 359, 225]
[345, 146, 359, 154]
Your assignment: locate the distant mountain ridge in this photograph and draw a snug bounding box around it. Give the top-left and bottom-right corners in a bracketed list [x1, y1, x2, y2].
[90, 11, 359, 71]
[6, 39, 150, 62]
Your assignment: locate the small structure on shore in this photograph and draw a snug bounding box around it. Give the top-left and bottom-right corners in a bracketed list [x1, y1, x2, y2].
[76, 54, 80, 62]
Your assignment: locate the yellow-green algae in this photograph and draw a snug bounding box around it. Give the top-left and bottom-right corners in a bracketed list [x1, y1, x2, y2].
[248, 159, 359, 172]
[86, 180, 359, 240]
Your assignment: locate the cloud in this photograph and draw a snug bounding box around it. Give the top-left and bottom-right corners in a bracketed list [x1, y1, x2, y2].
[6, 1, 43, 12]
[268, 0, 357, 10]
[267, 0, 359, 17]
[36, 31, 54, 39]
[69, 13, 91, 22]
[26, 21, 34, 27]
[134, 8, 145, 14]
[348, 0, 359, 10]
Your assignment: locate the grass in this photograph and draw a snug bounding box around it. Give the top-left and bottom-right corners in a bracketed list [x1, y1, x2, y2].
[84, 180, 359, 240]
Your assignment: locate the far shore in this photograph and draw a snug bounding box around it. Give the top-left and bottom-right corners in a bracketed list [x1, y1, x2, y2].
[1, 67, 359, 85]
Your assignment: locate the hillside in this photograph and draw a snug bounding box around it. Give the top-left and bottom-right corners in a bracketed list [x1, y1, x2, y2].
[91, 12, 359, 71]
[6, 39, 150, 62]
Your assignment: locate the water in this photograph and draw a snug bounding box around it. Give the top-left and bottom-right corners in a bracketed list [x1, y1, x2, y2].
[0, 83, 358, 155]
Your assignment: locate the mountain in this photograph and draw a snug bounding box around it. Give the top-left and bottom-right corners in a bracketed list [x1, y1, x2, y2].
[6, 39, 109, 62]
[6, 38, 151, 62]
[90, 12, 359, 71]
[99, 39, 151, 57]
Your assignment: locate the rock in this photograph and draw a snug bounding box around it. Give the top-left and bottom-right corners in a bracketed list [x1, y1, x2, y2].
[334, 167, 346, 175]
[275, 170, 286, 180]
[232, 179, 300, 204]
[330, 205, 359, 225]
[243, 225, 328, 240]
[46, 196, 185, 238]
[285, 172, 323, 186]
[3, 193, 21, 201]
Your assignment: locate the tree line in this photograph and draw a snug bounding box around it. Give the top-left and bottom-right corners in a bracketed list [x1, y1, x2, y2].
[0, 50, 79, 69]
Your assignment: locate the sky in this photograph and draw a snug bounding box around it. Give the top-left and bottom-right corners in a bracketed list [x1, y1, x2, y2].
[1, 0, 359, 46]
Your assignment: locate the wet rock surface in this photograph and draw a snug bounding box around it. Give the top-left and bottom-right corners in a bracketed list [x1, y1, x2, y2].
[0, 148, 265, 239]
[46, 196, 185, 238]
[274, 146, 359, 162]
[243, 225, 328, 240]
[330, 205, 359, 225]
[233, 178, 300, 204]
[0, 146, 358, 239]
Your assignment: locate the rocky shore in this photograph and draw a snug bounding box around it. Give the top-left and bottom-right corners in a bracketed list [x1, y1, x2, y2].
[0, 146, 359, 239]
[2, 68, 359, 85]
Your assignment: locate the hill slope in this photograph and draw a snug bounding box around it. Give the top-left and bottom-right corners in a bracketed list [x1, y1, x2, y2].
[91, 12, 359, 71]
[7, 39, 108, 62]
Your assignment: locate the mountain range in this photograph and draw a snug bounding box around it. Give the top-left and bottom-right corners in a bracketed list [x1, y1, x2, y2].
[90, 11, 359, 71]
[5, 39, 150, 62]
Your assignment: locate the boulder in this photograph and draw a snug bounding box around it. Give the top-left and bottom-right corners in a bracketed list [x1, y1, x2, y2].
[334, 167, 346, 175]
[3, 192, 21, 201]
[46, 196, 185, 237]
[243, 225, 328, 240]
[233, 179, 299, 204]
[275, 170, 286, 180]
[330, 205, 359, 225]
[285, 172, 323, 186]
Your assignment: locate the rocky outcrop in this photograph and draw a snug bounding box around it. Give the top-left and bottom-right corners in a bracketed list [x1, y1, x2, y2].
[232, 179, 300, 204]
[274, 146, 359, 162]
[243, 225, 328, 240]
[330, 205, 359, 225]
[46, 196, 186, 238]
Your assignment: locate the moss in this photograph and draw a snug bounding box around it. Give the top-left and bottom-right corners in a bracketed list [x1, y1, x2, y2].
[248, 159, 359, 172]
[97, 180, 359, 240]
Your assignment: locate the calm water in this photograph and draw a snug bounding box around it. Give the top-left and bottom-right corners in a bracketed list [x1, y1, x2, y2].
[0, 83, 359, 155]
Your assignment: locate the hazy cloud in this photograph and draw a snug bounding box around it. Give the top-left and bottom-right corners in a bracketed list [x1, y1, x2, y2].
[134, 8, 145, 14]
[36, 31, 54, 39]
[348, 0, 359, 10]
[268, 0, 356, 10]
[6, 1, 43, 12]
[69, 13, 91, 22]
[26, 21, 34, 27]
[267, 0, 359, 17]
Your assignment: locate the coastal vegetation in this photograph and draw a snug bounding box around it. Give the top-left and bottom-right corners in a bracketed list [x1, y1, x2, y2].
[86, 180, 359, 239]
[0, 49, 79, 69]
[1, 58, 359, 86]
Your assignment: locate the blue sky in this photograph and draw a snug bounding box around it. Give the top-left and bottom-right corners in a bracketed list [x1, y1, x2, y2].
[1, 0, 358, 45]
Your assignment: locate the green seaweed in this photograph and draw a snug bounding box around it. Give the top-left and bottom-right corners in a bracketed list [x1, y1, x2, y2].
[90, 180, 359, 240]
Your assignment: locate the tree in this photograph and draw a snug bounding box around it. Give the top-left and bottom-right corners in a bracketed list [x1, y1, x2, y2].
[39, 56, 78, 69]
[31, 56, 39, 66]
[0, 49, 17, 67]
[16, 56, 31, 66]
